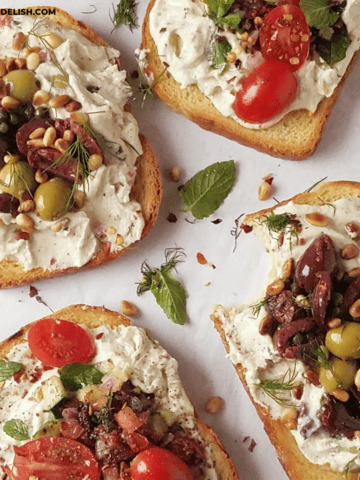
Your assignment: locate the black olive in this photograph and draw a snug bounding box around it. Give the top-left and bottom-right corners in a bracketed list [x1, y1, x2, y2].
[0, 122, 9, 134]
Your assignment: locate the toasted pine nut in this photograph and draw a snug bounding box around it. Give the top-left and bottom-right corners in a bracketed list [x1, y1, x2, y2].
[50, 218, 69, 232]
[349, 299, 360, 319]
[258, 181, 271, 201]
[5, 57, 16, 70]
[1, 95, 20, 110]
[349, 268, 360, 278]
[0, 219, 5, 228]
[259, 316, 275, 336]
[33, 90, 51, 106]
[70, 112, 89, 124]
[227, 51, 237, 63]
[16, 213, 34, 233]
[169, 166, 181, 182]
[52, 74, 68, 88]
[327, 317, 342, 329]
[4, 154, 20, 163]
[331, 389, 349, 402]
[65, 100, 82, 112]
[205, 396, 224, 414]
[341, 244, 359, 260]
[54, 138, 70, 153]
[305, 212, 328, 227]
[197, 252, 207, 265]
[12, 32, 26, 50]
[18, 199, 35, 213]
[115, 234, 124, 246]
[266, 279, 285, 296]
[355, 369, 360, 390]
[49, 94, 71, 109]
[281, 258, 294, 279]
[107, 226, 116, 235]
[0, 59, 6, 77]
[35, 169, 48, 184]
[73, 190, 85, 209]
[14, 58, 26, 69]
[42, 31, 63, 49]
[22, 46, 41, 58]
[120, 300, 137, 317]
[304, 368, 320, 386]
[27, 138, 44, 148]
[43, 127, 57, 147]
[354, 430, 360, 439]
[88, 154, 103, 171]
[295, 294, 310, 308]
[345, 222, 360, 239]
[63, 130, 75, 143]
[280, 407, 298, 430]
[29, 127, 46, 140]
[26, 52, 40, 71]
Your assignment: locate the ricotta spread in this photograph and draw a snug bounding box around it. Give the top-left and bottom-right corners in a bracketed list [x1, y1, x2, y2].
[148, 0, 360, 129]
[0, 15, 145, 271]
[213, 197, 360, 473]
[0, 319, 217, 480]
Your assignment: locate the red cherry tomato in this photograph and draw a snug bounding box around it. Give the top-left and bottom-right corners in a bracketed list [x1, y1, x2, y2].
[27, 318, 95, 368]
[130, 446, 194, 480]
[232, 59, 298, 123]
[260, 4, 310, 72]
[12, 437, 99, 480]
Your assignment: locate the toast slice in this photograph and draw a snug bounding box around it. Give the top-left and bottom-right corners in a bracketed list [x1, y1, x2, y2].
[211, 181, 360, 480]
[0, 7, 163, 289]
[0, 304, 239, 480]
[140, 0, 359, 160]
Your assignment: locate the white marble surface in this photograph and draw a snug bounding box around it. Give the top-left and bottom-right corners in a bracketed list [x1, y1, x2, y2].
[1, 1, 360, 479]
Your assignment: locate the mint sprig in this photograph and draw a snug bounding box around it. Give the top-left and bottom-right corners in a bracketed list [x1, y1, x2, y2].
[137, 248, 187, 325]
[0, 360, 23, 381]
[299, 0, 339, 29]
[180, 160, 236, 219]
[315, 24, 350, 66]
[207, 0, 241, 27]
[60, 363, 103, 391]
[208, 34, 232, 69]
[3, 419, 29, 441]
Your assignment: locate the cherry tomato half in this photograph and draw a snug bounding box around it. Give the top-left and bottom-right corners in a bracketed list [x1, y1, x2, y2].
[232, 59, 298, 123]
[260, 4, 310, 72]
[27, 318, 95, 368]
[130, 446, 194, 480]
[12, 437, 99, 480]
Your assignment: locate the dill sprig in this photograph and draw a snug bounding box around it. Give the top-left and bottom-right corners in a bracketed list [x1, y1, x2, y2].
[257, 366, 299, 408]
[137, 66, 167, 108]
[259, 211, 300, 251]
[306, 343, 331, 369]
[304, 176, 328, 193]
[230, 213, 244, 253]
[111, 0, 139, 31]
[250, 298, 268, 317]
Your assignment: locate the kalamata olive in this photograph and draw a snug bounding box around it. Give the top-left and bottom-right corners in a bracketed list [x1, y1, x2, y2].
[319, 357, 357, 392]
[0, 122, 9, 134]
[0, 157, 37, 199]
[3, 70, 38, 103]
[325, 322, 360, 359]
[295, 234, 337, 293]
[34, 178, 72, 221]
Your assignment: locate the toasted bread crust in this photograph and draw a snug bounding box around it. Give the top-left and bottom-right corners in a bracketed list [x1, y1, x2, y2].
[212, 181, 360, 480]
[141, 0, 359, 160]
[0, 8, 163, 289]
[1, 304, 239, 480]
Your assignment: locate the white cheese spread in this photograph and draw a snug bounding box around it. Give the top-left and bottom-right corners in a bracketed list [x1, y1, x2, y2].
[148, 0, 360, 129]
[213, 197, 360, 473]
[0, 16, 145, 271]
[0, 320, 217, 479]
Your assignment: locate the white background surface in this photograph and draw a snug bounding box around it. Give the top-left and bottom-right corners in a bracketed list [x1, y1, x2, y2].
[1, 1, 360, 479]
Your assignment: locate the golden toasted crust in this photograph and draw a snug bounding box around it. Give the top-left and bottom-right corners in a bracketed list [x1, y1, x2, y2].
[1, 304, 239, 480]
[0, 7, 163, 289]
[211, 181, 360, 480]
[141, 0, 359, 160]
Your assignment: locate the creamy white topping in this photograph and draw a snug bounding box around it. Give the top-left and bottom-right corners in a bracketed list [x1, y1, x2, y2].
[0, 321, 217, 479]
[0, 16, 145, 271]
[148, 0, 360, 129]
[214, 197, 360, 473]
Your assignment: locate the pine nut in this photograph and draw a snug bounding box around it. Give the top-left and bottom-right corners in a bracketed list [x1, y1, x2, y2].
[88, 154, 103, 171]
[43, 127, 57, 147]
[115, 234, 124, 246]
[120, 300, 137, 317]
[49, 95, 71, 109]
[341, 244, 359, 260]
[327, 317, 342, 329]
[259, 316, 276, 336]
[63, 130, 75, 143]
[258, 181, 271, 201]
[205, 396, 224, 414]
[18, 199, 35, 213]
[70, 112, 89, 124]
[354, 430, 360, 439]
[355, 369, 360, 390]
[107, 226, 116, 235]
[29, 127, 46, 140]
[280, 407, 297, 430]
[0, 79, 6, 98]
[16, 213, 34, 233]
[295, 294, 310, 308]
[0, 219, 5, 228]
[0, 59, 6, 77]
[35, 169, 48, 184]
[169, 166, 181, 182]
[14, 58, 26, 69]
[52, 74, 68, 88]
[33, 90, 51, 106]
[4, 154, 20, 163]
[266, 279, 285, 296]
[305, 212, 328, 227]
[27, 138, 44, 148]
[345, 222, 360, 239]
[304, 368, 320, 385]
[12, 32, 26, 50]
[5, 57, 16, 70]
[42, 31, 63, 49]
[65, 100, 82, 112]
[1, 96, 20, 110]
[254, 16, 263, 25]
[349, 268, 360, 278]
[26, 52, 40, 71]
[74, 191, 85, 209]
[281, 258, 294, 279]
[350, 299, 360, 319]
[227, 51, 237, 63]
[54, 138, 70, 153]
[22, 46, 41, 58]
[331, 389, 349, 402]
[50, 218, 69, 232]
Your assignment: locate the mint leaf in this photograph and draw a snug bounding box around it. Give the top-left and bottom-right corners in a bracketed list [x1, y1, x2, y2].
[207, 0, 234, 18]
[218, 12, 241, 28]
[60, 363, 103, 391]
[137, 248, 187, 325]
[299, 0, 339, 29]
[315, 24, 350, 66]
[208, 35, 231, 69]
[0, 360, 23, 381]
[3, 419, 29, 441]
[180, 160, 236, 219]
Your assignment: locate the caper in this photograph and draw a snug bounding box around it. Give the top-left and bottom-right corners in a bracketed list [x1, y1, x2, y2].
[0, 122, 9, 134]
[149, 413, 168, 435]
[34, 106, 48, 118]
[34, 178, 73, 221]
[9, 113, 19, 125]
[3, 70, 38, 103]
[325, 322, 360, 360]
[23, 104, 35, 120]
[319, 357, 357, 392]
[0, 158, 37, 199]
[0, 110, 8, 122]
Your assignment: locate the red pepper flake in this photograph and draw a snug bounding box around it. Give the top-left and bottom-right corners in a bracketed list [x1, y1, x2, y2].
[50, 258, 56, 266]
[96, 332, 104, 340]
[196, 253, 207, 265]
[240, 223, 253, 233]
[300, 238, 306, 246]
[29, 366, 43, 383]
[249, 438, 257, 452]
[29, 285, 38, 298]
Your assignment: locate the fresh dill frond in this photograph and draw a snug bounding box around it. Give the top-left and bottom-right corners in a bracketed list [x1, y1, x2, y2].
[257, 366, 299, 408]
[111, 0, 139, 31]
[258, 211, 300, 251]
[137, 66, 167, 108]
[343, 458, 358, 479]
[304, 177, 328, 193]
[250, 298, 268, 317]
[230, 213, 245, 253]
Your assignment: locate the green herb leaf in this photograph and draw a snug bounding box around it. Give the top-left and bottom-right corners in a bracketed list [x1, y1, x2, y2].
[0, 360, 23, 381]
[207, 0, 234, 19]
[3, 419, 29, 441]
[60, 363, 103, 391]
[180, 160, 236, 219]
[111, 0, 138, 31]
[137, 248, 187, 325]
[218, 12, 242, 27]
[299, 0, 339, 29]
[208, 35, 232, 69]
[315, 24, 350, 67]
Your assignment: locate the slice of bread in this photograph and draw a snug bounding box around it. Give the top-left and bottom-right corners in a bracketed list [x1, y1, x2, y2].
[211, 181, 360, 480]
[0, 304, 239, 480]
[0, 7, 163, 289]
[141, 0, 359, 160]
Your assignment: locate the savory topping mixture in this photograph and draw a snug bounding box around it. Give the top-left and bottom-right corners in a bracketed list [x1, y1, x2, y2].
[148, 0, 360, 128]
[0, 318, 214, 480]
[213, 198, 360, 474]
[0, 15, 144, 271]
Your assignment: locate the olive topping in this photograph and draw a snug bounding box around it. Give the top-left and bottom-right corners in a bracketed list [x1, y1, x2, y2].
[3, 70, 38, 103]
[34, 178, 73, 221]
[325, 323, 360, 360]
[319, 358, 357, 392]
[0, 157, 37, 199]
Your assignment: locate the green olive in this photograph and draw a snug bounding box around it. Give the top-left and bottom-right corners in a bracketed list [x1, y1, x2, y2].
[3, 70, 38, 103]
[34, 178, 72, 221]
[319, 357, 357, 392]
[32, 419, 62, 439]
[0, 158, 37, 199]
[325, 322, 360, 360]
